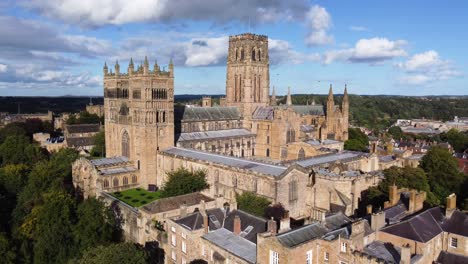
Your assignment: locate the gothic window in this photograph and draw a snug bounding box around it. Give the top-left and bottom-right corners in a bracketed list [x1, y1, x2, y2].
[267, 136, 270, 144]
[252, 49, 256, 61]
[241, 149, 244, 157]
[286, 128, 296, 143]
[252, 149, 255, 156]
[298, 148, 305, 160]
[103, 179, 109, 188]
[123, 176, 128, 185]
[240, 49, 244, 60]
[156, 111, 159, 123]
[266, 148, 270, 157]
[235, 48, 238, 61]
[133, 89, 141, 99]
[232, 175, 237, 187]
[289, 180, 298, 202]
[132, 175, 137, 183]
[113, 178, 119, 187]
[162, 111, 166, 123]
[122, 130, 130, 158]
[258, 50, 261, 61]
[281, 148, 288, 159]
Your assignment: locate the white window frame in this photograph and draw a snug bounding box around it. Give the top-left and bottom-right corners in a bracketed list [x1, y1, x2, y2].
[182, 240, 187, 253]
[201, 245, 206, 256]
[341, 242, 347, 253]
[171, 226, 176, 233]
[270, 250, 279, 264]
[181, 257, 186, 264]
[306, 250, 312, 264]
[171, 234, 176, 247]
[450, 237, 458, 248]
[324, 252, 329, 262]
[181, 232, 187, 239]
[171, 250, 176, 261]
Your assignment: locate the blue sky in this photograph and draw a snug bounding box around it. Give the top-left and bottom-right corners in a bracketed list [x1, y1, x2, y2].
[0, 0, 466, 96]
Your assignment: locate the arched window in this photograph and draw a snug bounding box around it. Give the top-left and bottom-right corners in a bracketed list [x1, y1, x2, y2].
[123, 176, 128, 185]
[240, 49, 244, 60]
[252, 49, 256, 61]
[289, 180, 298, 202]
[103, 179, 109, 188]
[258, 50, 261, 61]
[298, 148, 305, 160]
[122, 130, 130, 158]
[113, 178, 119, 187]
[132, 175, 137, 183]
[162, 111, 166, 123]
[235, 48, 238, 61]
[266, 148, 270, 157]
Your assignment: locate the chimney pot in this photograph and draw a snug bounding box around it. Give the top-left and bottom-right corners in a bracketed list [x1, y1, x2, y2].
[233, 215, 241, 235]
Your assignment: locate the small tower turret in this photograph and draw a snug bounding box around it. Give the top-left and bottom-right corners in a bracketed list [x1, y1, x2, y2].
[154, 60, 159, 73]
[270, 86, 277, 106]
[143, 56, 149, 75]
[169, 58, 174, 77]
[103, 62, 108, 76]
[128, 58, 134, 75]
[286, 86, 292, 106]
[114, 60, 120, 76]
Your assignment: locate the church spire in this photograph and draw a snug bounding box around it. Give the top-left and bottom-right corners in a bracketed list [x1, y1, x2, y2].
[328, 84, 334, 102]
[286, 86, 292, 106]
[271, 86, 277, 106]
[128, 58, 134, 75]
[143, 56, 149, 75]
[103, 62, 108, 76]
[114, 60, 120, 75]
[343, 84, 349, 103]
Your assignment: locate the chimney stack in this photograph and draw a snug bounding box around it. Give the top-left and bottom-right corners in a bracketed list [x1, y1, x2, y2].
[279, 210, 291, 233]
[366, 204, 373, 215]
[233, 215, 241, 235]
[179, 202, 187, 218]
[371, 211, 386, 231]
[446, 193, 457, 218]
[400, 244, 411, 264]
[267, 217, 277, 235]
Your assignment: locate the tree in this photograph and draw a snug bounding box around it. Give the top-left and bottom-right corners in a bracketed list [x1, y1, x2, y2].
[74, 198, 120, 252]
[387, 126, 404, 140]
[90, 131, 106, 157]
[0, 233, 16, 264]
[0, 164, 31, 194]
[67, 111, 101, 125]
[0, 135, 45, 166]
[440, 129, 468, 153]
[420, 146, 465, 204]
[77, 243, 147, 264]
[160, 167, 209, 198]
[344, 128, 369, 152]
[236, 192, 271, 217]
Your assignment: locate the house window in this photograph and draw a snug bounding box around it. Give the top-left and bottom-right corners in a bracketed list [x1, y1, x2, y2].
[306, 250, 312, 264]
[270, 250, 279, 264]
[171, 234, 176, 247]
[182, 232, 187, 239]
[289, 180, 298, 202]
[202, 245, 206, 256]
[182, 241, 186, 253]
[171, 226, 176, 233]
[171, 250, 176, 261]
[324, 252, 329, 262]
[450, 237, 458, 248]
[341, 242, 347, 252]
[181, 258, 187, 264]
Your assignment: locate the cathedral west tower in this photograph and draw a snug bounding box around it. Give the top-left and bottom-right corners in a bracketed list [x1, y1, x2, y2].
[103, 57, 175, 188]
[225, 33, 270, 117]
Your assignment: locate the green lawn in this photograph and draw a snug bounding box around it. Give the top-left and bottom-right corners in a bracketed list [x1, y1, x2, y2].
[112, 188, 162, 207]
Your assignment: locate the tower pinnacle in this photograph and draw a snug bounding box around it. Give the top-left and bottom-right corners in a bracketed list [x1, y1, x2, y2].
[286, 86, 292, 106]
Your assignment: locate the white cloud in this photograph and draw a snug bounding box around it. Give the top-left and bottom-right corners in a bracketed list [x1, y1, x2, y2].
[349, 26, 368, 32]
[22, 0, 310, 27]
[324, 37, 407, 64]
[304, 5, 333, 46]
[185, 37, 228, 66]
[269, 39, 321, 64]
[0, 64, 7, 73]
[396, 50, 461, 85]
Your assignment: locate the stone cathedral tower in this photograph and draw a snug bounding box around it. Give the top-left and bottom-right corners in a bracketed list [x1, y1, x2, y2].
[103, 57, 175, 188]
[225, 33, 270, 117]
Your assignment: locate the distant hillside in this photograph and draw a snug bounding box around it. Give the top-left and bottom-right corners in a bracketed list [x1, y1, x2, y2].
[1, 95, 467, 130]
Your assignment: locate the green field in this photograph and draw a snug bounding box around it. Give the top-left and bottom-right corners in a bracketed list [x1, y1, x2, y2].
[112, 188, 162, 207]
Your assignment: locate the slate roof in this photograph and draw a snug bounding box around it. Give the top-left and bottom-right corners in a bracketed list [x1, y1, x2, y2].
[441, 210, 468, 236]
[202, 228, 257, 264]
[277, 222, 328, 247]
[66, 124, 100, 134]
[436, 251, 468, 264]
[161, 147, 287, 176]
[276, 105, 325, 116]
[362, 241, 401, 263]
[176, 129, 254, 142]
[90, 156, 130, 167]
[380, 207, 445, 243]
[175, 106, 241, 122]
[99, 166, 138, 175]
[305, 139, 341, 146]
[175, 208, 267, 243]
[252, 106, 274, 120]
[296, 151, 365, 168]
[66, 137, 95, 147]
[141, 192, 214, 214]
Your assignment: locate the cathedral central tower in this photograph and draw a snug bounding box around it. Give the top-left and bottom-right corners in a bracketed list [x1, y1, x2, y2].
[225, 33, 270, 117]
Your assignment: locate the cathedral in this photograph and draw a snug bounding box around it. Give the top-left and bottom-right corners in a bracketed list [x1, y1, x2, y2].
[74, 33, 370, 221]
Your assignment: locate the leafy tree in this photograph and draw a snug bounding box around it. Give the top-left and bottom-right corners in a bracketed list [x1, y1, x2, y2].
[0, 135, 45, 166]
[344, 128, 369, 152]
[387, 126, 404, 140]
[160, 167, 209, 198]
[264, 203, 286, 222]
[420, 146, 465, 204]
[76, 243, 147, 264]
[74, 198, 120, 252]
[0, 233, 16, 264]
[0, 123, 27, 143]
[67, 111, 101, 125]
[440, 128, 468, 153]
[90, 131, 106, 157]
[236, 192, 271, 217]
[0, 164, 31, 194]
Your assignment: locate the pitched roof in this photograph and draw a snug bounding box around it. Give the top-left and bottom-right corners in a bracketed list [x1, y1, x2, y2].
[161, 147, 287, 176]
[141, 192, 214, 214]
[202, 228, 257, 264]
[276, 222, 328, 247]
[176, 128, 254, 142]
[362, 241, 401, 263]
[436, 251, 468, 264]
[66, 123, 100, 134]
[296, 151, 366, 168]
[441, 210, 468, 236]
[175, 106, 241, 122]
[66, 137, 95, 147]
[90, 156, 130, 167]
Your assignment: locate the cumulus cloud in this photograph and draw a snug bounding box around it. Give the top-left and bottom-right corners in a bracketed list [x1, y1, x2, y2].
[323, 37, 407, 64]
[22, 0, 310, 27]
[304, 5, 334, 46]
[396, 50, 461, 85]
